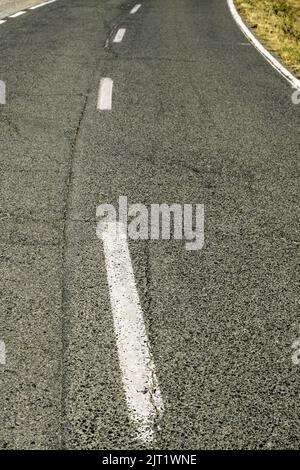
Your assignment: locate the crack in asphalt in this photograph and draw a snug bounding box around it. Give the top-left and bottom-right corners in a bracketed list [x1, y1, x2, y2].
[59, 89, 90, 449]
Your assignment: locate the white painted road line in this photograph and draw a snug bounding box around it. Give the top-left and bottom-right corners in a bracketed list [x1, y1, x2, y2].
[113, 28, 126, 43]
[130, 4, 141, 14]
[30, 2, 49, 9]
[9, 11, 26, 18]
[0, 340, 5, 365]
[97, 78, 113, 111]
[101, 222, 164, 443]
[227, 0, 300, 90]
[30, 0, 57, 7]
[0, 20, 6, 24]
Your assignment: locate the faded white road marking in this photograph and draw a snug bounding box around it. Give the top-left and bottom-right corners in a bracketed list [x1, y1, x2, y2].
[101, 222, 163, 443]
[130, 4, 141, 14]
[97, 78, 113, 111]
[113, 28, 126, 43]
[292, 339, 300, 365]
[30, 2, 50, 9]
[227, 0, 300, 90]
[0, 340, 6, 365]
[9, 11, 26, 18]
[30, 0, 57, 7]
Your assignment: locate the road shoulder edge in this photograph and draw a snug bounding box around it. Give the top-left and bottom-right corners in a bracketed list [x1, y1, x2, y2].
[0, 0, 45, 19]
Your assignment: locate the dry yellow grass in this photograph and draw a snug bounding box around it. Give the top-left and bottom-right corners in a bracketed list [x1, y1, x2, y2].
[235, 0, 300, 76]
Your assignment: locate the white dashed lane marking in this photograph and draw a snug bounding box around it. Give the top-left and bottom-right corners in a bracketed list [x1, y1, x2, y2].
[99, 221, 164, 443]
[130, 4, 141, 14]
[97, 78, 113, 111]
[113, 28, 126, 43]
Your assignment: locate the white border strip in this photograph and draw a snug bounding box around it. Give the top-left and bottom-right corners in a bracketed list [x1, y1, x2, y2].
[227, 0, 300, 90]
[29, 2, 48, 10]
[130, 4, 141, 15]
[30, 2, 50, 9]
[113, 28, 126, 43]
[9, 11, 26, 18]
[30, 0, 57, 8]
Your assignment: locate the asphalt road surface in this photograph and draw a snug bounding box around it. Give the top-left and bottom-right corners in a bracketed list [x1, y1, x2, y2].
[0, 0, 299, 450]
